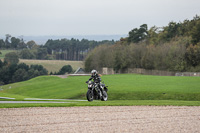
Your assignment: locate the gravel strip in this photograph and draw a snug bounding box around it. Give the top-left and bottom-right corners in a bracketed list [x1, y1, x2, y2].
[0, 106, 200, 133]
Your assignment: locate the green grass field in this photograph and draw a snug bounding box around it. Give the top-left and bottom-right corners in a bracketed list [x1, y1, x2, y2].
[0, 50, 17, 59]
[0, 74, 200, 107]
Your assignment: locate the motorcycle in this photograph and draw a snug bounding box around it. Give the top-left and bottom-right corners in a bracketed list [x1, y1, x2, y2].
[86, 81, 108, 102]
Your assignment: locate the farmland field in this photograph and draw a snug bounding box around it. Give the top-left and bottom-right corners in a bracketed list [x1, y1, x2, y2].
[0, 50, 84, 73]
[19, 59, 83, 73]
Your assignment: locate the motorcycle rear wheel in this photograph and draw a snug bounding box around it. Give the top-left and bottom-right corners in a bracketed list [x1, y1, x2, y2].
[86, 90, 94, 102]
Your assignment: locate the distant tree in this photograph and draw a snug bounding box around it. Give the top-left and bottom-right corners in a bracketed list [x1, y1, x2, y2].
[191, 20, 200, 45]
[0, 60, 48, 85]
[58, 65, 73, 74]
[0, 66, 9, 84]
[128, 24, 148, 43]
[113, 45, 131, 72]
[0, 63, 17, 84]
[114, 50, 124, 72]
[18, 63, 29, 71]
[12, 68, 28, 82]
[167, 22, 180, 38]
[84, 53, 93, 72]
[8, 64, 18, 76]
[0, 39, 5, 48]
[17, 38, 27, 49]
[185, 44, 200, 67]
[5, 34, 11, 48]
[147, 26, 159, 45]
[0, 60, 3, 68]
[19, 49, 35, 59]
[30, 64, 48, 75]
[11, 37, 20, 49]
[4, 52, 19, 64]
[141, 45, 155, 69]
[27, 69, 36, 79]
[36, 48, 48, 59]
[33, 70, 40, 77]
[27, 40, 37, 49]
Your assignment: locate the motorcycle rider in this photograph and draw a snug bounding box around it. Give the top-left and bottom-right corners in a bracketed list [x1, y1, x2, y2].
[86, 70, 103, 97]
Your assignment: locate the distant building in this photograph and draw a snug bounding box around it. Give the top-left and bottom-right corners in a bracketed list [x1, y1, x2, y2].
[74, 67, 85, 74]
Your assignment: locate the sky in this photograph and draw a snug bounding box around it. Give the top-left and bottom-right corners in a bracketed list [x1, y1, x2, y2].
[0, 0, 200, 37]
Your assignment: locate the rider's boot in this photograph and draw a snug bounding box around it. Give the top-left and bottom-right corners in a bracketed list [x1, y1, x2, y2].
[100, 87, 103, 97]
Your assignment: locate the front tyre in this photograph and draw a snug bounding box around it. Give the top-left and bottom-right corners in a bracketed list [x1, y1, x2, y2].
[86, 90, 94, 102]
[101, 90, 108, 101]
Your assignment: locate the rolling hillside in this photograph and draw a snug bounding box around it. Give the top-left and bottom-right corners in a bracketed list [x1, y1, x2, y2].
[1, 74, 200, 101]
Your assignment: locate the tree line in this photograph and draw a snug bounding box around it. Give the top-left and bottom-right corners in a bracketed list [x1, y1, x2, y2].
[0, 51, 75, 85]
[85, 15, 200, 72]
[0, 34, 36, 49]
[0, 52, 48, 85]
[44, 38, 115, 60]
[0, 35, 115, 61]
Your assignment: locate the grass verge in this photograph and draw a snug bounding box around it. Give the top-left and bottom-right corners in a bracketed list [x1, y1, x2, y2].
[0, 100, 200, 108]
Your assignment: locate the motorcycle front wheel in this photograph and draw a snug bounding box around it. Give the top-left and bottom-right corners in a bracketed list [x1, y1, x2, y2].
[101, 90, 108, 101]
[86, 90, 94, 102]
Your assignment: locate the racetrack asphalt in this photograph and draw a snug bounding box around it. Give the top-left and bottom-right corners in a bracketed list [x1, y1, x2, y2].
[0, 101, 73, 103]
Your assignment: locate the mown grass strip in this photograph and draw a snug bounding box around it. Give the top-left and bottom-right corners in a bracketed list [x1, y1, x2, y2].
[1, 74, 200, 109]
[2, 74, 200, 101]
[1, 100, 200, 108]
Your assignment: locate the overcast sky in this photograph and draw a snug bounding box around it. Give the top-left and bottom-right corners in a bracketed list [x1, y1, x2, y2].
[0, 0, 200, 37]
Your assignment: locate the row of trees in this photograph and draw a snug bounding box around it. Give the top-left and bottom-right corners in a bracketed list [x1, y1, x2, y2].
[0, 52, 48, 85]
[0, 34, 37, 49]
[0, 51, 76, 85]
[43, 38, 115, 60]
[0, 35, 115, 61]
[125, 15, 200, 46]
[19, 48, 50, 60]
[85, 39, 200, 73]
[85, 15, 200, 72]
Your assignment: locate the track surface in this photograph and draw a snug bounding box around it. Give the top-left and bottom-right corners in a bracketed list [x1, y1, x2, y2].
[1, 106, 200, 133]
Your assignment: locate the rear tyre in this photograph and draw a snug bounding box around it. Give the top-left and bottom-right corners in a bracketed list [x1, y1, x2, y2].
[86, 90, 93, 102]
[101, 90, 108, 101]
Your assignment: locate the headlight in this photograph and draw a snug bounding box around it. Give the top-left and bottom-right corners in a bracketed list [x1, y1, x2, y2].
[88, 84, 92, 88]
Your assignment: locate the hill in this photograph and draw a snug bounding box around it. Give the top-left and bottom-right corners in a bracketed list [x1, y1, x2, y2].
[1, 74, 200, 101]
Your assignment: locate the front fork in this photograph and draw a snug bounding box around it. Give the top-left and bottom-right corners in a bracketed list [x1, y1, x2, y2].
[99, 86, 104, 97]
